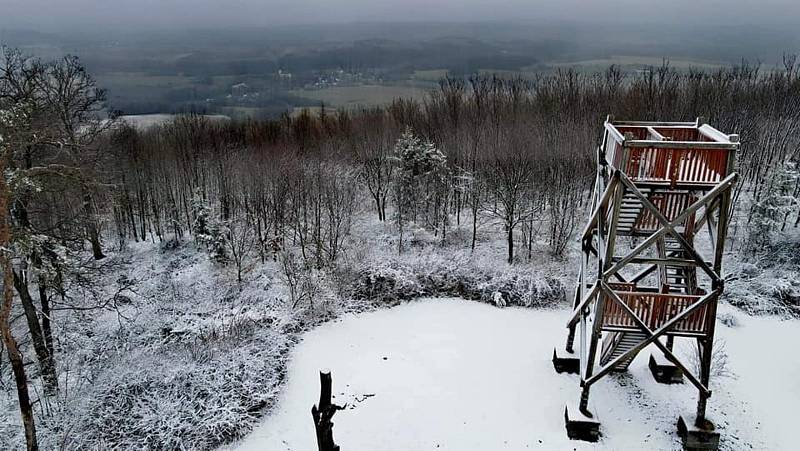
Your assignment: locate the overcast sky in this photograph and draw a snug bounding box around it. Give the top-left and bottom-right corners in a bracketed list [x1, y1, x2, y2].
[2, 0, 799, 31]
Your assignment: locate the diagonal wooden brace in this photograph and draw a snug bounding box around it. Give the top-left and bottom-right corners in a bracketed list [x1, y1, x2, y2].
[585, 283, 719, 396]
[581, 171, 621, 241]
[566, 282, 600, 328]
[618, 173, 719, 283]
[603, 173, 736, 281]
[693, 196, 721, 234]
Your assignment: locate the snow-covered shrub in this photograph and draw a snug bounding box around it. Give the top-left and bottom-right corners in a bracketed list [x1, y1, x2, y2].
[718, 312, 740, 328]
[343, 251, 565, 308]
[345, 260, 424, 305]
[63, 330, 290, 450]
[739, 262, 759, 277]
[685, 338, 734, 380]
[726, 266, 800, 317]
[724, 237, 800, 317]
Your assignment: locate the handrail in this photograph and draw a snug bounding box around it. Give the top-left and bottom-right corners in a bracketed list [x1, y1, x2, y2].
[610, 145, 731, 186]
[601, 290, 712, 334]
[625, 140, 737, 149]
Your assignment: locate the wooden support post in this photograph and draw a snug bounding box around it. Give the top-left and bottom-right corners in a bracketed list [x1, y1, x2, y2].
[567, 248, 590, 353]
[695, 174, 733, 427]
[579, 280, 605, 415]
[312, 370, 342, 451]
[565, 282, 580, 353]
[695, 338, 713, 428]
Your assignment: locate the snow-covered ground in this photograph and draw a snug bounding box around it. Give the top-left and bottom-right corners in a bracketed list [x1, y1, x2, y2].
[233, 298, 797, 451]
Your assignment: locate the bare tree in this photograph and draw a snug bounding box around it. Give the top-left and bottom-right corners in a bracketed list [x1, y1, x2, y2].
[353, 111, 395, 221]
[226, 217, 255, 284]
[482, 126, 539, 264]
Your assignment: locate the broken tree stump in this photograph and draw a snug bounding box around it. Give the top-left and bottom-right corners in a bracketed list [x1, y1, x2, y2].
[312, 369, 342, 451]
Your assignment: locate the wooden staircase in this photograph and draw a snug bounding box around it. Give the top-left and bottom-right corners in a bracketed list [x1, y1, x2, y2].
[614, 189, 697, 237]
[599, 330, 649, 370]
[662, 237, 695, 295]
[614, 188, 651, 235]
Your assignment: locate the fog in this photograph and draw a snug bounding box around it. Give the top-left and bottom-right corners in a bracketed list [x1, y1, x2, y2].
[2, 0, 799, 31]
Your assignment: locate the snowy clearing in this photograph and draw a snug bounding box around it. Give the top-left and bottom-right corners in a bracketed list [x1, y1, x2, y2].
[233, 298, 797, 451]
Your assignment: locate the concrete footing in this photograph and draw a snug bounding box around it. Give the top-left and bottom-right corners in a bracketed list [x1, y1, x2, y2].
[677, 415, 720, 450]
[553, 348, 580, 374]
[649, 353, 684, 384]
[565, 405, 601, 442]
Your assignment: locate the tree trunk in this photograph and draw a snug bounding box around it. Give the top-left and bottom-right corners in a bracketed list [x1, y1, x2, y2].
[84, 193, 105, 260]
[372, 193, 383, 221]
[471, 203, 478, 251]
[13, 271, 58, 393]
[0, 161, 39, 451]
[38, 283, 55, 358]
[1, 297, 38, 451]
[507, 223, 514, 264]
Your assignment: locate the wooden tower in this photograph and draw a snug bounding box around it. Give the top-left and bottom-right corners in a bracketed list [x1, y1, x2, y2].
[553, 117, 738, 447]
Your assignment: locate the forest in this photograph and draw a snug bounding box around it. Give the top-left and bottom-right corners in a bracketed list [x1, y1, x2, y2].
[1, 46, 800, 449]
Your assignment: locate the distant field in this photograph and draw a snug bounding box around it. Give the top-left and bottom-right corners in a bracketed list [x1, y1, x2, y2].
[290, 84, 430, 108]
[411, 69, 450, 82]
[544, 55, 727, 71]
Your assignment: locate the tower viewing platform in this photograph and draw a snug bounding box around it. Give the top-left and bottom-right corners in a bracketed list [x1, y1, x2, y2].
[554, 117, 739, 450]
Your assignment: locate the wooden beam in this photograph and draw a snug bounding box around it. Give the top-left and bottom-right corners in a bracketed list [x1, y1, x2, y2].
[618, 180, 721, 191]
[692, 197, 720, 233]
[646, 126, 666, 141]
[612, 120, 697, 126]
[697, 124, 733, 143]
[630, 263, 658, 284]
[626, 140, 738, 150]
[604, 172, 625, 266]
[610, 256, 711, 267]
[579, 280, 607, 409]
[604, 122, 626, 143]
[601, 325, 707, 338]
[581, 172, 621, 241]
[566, 282, 600, 328]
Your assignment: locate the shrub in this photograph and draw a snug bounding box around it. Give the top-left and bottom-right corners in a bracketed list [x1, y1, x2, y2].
[343, 252, 566, 308]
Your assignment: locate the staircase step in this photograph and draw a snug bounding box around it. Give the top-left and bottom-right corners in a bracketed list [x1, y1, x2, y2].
[600, 331, 649, 371]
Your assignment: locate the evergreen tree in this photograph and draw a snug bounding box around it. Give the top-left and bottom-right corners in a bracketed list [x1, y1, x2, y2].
[391, 128, 448, 252]
[747, 160, 799, 253]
